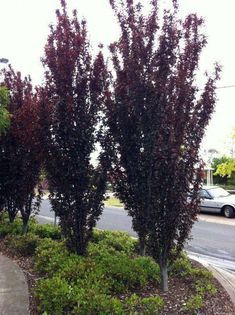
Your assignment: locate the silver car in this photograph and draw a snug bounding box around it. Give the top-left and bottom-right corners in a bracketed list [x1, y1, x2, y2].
[199, 186, 235, 218]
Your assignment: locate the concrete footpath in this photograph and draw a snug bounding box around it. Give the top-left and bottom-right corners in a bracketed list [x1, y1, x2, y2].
[0, 254, 29, 315]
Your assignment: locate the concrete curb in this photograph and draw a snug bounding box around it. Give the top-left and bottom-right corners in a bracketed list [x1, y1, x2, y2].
[207, 265, 235, 306]
[0, 254, 29, 315]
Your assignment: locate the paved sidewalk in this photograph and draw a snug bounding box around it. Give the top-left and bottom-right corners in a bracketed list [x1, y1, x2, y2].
[0, 254, 29, 315]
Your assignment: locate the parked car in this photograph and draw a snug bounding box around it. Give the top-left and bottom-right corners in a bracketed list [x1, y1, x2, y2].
[199, 186, 235, 218]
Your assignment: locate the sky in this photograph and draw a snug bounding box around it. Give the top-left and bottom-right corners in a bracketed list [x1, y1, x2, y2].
[0, 0, 235, 155]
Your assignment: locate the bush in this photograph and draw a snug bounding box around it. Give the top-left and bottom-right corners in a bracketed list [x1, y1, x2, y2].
[0, 216, 22, 237]
[34, 238, 68, 276]
[195, 280, 217, 296]
[170, 252, 192, 276]
[34, 232, 162, 313]
[170, 252, 217, 313]
[73, 285, 124, 315]
[36, 279, 164, 315]
[125, 293, 164, 315]
[36, 276, 76, 315]
[0, 213, 39, 237]
[183, 280, 217, 313]
[190, 268, 213, 281]
[170, 252, 213, 280]
[36, 276, 124, 315]
[5, 233, 40, 256]
[134, 256, 160, 283]
[88, 243, 160, 293]
[91, 230, 137, 255]
[183, 294, 204, 313]
[32, 223, 61, 240]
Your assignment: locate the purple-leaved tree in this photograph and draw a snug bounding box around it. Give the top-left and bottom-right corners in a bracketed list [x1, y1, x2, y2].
[105, 0, 220, 291]
[0, 67, 42, 232]
[41, 0, 109, 255]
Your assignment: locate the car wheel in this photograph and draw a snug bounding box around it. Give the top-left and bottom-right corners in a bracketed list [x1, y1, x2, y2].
[223, 205, 235, 218]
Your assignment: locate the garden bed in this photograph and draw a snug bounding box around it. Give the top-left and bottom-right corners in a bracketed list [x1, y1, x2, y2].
[0, 216, 234, 314]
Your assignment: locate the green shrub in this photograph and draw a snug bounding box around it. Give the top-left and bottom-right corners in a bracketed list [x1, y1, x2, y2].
[179, 265, 216, 313]
[190, 267, 213, 281]
[89, 245, 160, 293]
[56, 255, 87, 282]
[88, 241, 118, 258]
[106, 255, 147, 292]
[36, 276, 76, 315]
[171, 253, 213, 280]
[74, 294, 124, 315]
[36, 276, 124, 315]
[0, 214, 40, 237]
[35, 238, 161, 294]
[170, 253, 192, 276]
[141, 296, 164, 315]
[5, 233, 40, 256]
[183, 294, 204, 313]
[195, 281, 217, 296]
[32, 223, 61, 240]
[34, 229, 162, 313]
[92, 230, 137, 255]
[0, 217, 22, 237]
[134, 256, 160, 283]
[34, 238, 68, 275]
[73, 283, 124, 315]
[125, 293, 164, 315]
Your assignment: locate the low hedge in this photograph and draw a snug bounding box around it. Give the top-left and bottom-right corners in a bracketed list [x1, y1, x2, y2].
[0, 214, 217, 314]
[34, 233, 163, 314]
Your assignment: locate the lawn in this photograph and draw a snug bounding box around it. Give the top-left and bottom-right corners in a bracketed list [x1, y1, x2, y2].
[105, 197, 123, 207]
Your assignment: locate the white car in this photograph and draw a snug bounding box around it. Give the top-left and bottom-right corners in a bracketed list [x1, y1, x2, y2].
[199, 186, 235, 218]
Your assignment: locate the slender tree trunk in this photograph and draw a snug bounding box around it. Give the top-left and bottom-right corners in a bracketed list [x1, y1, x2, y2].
[160, 259, 168, 292]
[9, 215, 15, 223]
[8, 209, 16, 223]
[7, 201, 16, 223]
[139, 236, 146, 256]
[68, 214, 87, 256]
[22, 221, 28, 235]
[21, 212, 29, 234]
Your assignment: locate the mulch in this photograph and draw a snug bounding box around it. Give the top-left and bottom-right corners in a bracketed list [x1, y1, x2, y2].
[0, 238, 234, 315]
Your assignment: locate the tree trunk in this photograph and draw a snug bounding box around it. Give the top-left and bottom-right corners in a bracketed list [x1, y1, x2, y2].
[9, 215, 15, 223]
[8, 210, 17, 223]
[22, 221, 28, 234]
[139, 236, 146, 256]
[160, 261, 168, 292]
[7, 201, 16, 223]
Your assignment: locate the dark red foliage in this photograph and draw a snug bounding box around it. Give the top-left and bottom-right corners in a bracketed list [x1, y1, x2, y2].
[41, 1, 109, 255]
[0, 67, 42, 229]
[105, 0, 220, 290]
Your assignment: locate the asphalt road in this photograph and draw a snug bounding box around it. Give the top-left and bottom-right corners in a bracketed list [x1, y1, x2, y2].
[37, 199, 235, 270]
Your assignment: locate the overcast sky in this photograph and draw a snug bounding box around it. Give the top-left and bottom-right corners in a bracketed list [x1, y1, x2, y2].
[1, 0, 235, 154]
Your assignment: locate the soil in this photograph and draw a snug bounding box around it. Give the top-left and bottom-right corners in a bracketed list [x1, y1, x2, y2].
[0, 238, 234, 315]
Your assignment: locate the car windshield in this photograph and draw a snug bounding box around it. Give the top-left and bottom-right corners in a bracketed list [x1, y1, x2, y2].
[207, 187, 230, 198]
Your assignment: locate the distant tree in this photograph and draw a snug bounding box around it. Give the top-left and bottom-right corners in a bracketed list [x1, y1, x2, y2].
[211, 155, 229, 185]
[0, 67, 41, 231]
[41, 1, 109, 255]
[105, 0, 220, 291]
[0, 86, 10, 135]
[214, 157, 235, 178]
